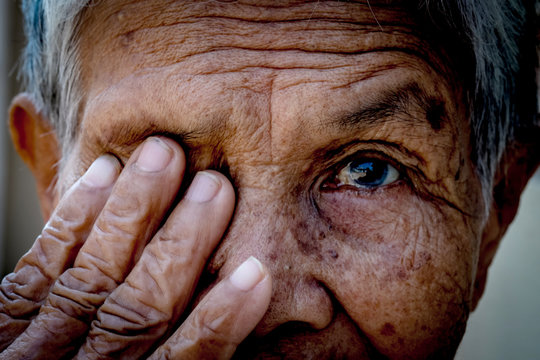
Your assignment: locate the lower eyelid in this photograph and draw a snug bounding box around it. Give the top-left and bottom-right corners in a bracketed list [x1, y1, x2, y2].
[321, 179, 405, 196]
[315, 183, 411, 233]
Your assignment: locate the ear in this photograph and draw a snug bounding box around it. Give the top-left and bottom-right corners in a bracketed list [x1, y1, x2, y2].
[472, 141, 540, 310]
[9, 93, 61, 222]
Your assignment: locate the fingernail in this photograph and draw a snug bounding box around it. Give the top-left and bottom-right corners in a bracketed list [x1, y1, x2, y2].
[81, 155, 119, 188]
[136, 138, 172, 172]
[185, 171, 221, 203]
[230, 257, 265, 291]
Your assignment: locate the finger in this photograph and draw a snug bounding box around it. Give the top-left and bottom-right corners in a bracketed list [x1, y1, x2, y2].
[149, 257, 272, 360]
[0, 154, 120, 351]
[76, 170, 236, 359]
[2, 137, 185, 359]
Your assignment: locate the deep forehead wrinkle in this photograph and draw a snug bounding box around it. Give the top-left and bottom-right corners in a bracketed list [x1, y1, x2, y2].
[334, 82, 448, 132]
[80, 0, 451, 102]
[103, 0, 415, 29]
[89, 0, 429, 64]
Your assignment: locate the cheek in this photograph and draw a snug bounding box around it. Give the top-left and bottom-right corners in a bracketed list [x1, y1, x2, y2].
[314, 187, 478, 358]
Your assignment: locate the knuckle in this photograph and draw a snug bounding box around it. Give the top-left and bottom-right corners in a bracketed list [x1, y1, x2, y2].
[156, 212, 216, 259]
[61, 265, 117, 295]
[76, 236, 129, 282]
[95, 287, 170, 333]
[47, 268, 113, 321]
[103, 186, 146, 217]
[195, 311, 233, 345]
[0, 272, 43, 317]
[96, 206, 142, 239]
[82, 295, 171, 359]
[11, 216, 88, 285]
[44, 207, 91, 243]
[153, 227, 195, 261]
[44, 187, 106, 245]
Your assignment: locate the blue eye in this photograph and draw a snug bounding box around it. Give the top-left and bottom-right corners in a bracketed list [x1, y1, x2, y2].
[336, 158, 400, 188]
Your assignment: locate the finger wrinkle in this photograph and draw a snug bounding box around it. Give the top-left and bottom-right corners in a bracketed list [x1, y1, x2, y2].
[47, 208, 93, 234]
[98, 194, 146, 222]
[16, 222, 86, 278]
[77, 249, 118, 276]
[94, 200, 160, 245]
[0, 284, 41, 317]
[46, 290, 101, 320]
[93, 218, 140, 247]
[0, 314, 30, 351]
[55, 271, 114, 305]
[132, 262, 168, 301]
[106, 283, 171, 325]
[71, 264, 124, 297]
[97, 303, 160, 330]
[0, 270, 49, 311]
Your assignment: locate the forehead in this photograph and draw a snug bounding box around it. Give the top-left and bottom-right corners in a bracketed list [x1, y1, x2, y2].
[79, 0, 461, 132]
[79, 0, 454, 95]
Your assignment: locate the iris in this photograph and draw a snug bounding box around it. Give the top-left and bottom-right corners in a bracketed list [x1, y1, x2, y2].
[337, 159, 399, 188]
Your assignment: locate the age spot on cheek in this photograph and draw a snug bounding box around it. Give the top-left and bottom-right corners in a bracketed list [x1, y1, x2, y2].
[390, 251, 433, 281]
[380, 322, 396, 336]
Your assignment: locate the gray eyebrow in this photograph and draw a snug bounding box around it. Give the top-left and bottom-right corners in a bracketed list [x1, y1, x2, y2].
[335, 82, 447, 131]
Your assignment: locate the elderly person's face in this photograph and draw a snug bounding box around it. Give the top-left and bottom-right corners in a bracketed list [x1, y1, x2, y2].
[11, 0, 511, 358]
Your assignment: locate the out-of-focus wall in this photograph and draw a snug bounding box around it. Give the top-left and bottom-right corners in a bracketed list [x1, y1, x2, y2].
[0, 0, 8, 273]
[0, 2, 538, 359]
[1, 1, 42, 275]
[456, 171, 540, 359]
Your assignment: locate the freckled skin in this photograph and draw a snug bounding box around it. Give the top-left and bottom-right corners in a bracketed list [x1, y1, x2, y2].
[4, 1, 494, 359]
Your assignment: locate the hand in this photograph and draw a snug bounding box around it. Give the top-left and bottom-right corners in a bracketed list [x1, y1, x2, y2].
[0, 137, 272, 359]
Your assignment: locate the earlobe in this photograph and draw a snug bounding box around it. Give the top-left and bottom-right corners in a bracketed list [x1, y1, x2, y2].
[472, 204, 502, 310]
[9, 93, 61, 221]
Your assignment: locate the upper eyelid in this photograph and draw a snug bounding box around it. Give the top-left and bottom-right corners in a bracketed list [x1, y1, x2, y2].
[340, 153, 401, 173]
[308, 138, 427, 171]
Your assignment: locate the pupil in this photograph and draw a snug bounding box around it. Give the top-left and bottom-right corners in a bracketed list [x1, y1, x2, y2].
[349, 160, 388, 186]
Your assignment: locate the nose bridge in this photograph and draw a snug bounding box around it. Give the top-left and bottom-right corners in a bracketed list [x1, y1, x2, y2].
[222, 187, 294, 266]
[214, 187, 334, 333]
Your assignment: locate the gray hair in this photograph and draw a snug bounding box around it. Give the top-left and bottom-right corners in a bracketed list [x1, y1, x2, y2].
[19, 0, 538, 209]
[20, 0, 87, 153]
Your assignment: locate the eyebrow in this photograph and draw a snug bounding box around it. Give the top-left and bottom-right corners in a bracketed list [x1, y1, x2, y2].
[335, 82, 447, 131]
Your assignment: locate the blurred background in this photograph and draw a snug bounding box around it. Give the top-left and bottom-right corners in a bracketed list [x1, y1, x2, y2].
[0, 1, 538, 358]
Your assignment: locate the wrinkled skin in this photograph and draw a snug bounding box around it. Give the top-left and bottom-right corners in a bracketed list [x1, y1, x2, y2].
[1, 1, 534, 359]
